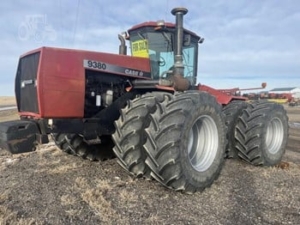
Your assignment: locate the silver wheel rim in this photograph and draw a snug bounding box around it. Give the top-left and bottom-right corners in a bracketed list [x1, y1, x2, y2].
[188, 115, 219, 172]
[265, 117, 284, 154]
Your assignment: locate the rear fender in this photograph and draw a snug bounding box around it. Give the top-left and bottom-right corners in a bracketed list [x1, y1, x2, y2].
[198, 84, 246, 105]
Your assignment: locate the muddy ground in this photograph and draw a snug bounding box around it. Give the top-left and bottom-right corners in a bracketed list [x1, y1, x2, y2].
[0, 99, 299, 225]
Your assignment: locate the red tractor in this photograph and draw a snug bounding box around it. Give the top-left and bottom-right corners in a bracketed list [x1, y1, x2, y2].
[0, 8, 289, 193]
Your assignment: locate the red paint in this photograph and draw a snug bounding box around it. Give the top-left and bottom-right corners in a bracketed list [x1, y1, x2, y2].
[19, 47, 151, 118]
[18, 47, 246, 119]
[198, 85, 246, 105]
[154, 85, 175, 92]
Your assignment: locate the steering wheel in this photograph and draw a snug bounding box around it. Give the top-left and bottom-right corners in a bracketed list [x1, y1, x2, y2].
[158, 56, 166, 67]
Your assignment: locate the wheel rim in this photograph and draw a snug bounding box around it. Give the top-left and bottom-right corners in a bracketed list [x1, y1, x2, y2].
[188, 115, 219, 172]
[265, 117, 284, 154]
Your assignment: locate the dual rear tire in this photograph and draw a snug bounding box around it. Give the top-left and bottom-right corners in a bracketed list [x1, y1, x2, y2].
[234, 101, 289, 166]
[222, 101, 249, 158]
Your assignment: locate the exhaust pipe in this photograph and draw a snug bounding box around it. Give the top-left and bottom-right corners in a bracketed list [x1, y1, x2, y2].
[118, 34, 127, 55]
[171, 7, 188, 73]
[170, 7, 190, 91]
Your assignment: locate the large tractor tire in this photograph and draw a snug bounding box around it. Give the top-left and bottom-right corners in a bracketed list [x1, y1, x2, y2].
[52, 133, 115, 161]
[112, 92, 172, 178]
[144, 92, 226, 193]
[222, 101, 248, 158]
[234, 101, 289, 166]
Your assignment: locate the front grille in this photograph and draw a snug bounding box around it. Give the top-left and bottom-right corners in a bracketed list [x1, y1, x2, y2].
[15, 52, 40, 113]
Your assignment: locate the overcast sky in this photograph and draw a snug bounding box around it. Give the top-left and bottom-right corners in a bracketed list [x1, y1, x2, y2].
[0, 0, 299, 95]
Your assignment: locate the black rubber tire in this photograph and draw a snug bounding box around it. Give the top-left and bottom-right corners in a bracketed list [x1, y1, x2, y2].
[52, 133, 115, 161]
[222, 101, 248, 158]
[234, 100, 289, 166]
[112, 92, 172, 178]
[144, 92, 226, 193]
[52, 133, 76, 155]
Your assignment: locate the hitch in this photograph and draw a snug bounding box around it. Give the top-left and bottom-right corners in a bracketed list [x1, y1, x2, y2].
[0, 120, 46, 154]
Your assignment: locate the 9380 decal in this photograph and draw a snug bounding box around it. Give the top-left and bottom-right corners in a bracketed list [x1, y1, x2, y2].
[85, 60, 107, 70]
[83, 59, 151, 78]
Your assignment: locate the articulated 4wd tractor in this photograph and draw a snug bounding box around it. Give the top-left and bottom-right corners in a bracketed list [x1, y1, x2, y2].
[0, 7, 289, 193]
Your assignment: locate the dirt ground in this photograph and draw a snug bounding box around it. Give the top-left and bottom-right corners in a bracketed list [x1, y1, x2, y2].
[0, 97, 299, 225]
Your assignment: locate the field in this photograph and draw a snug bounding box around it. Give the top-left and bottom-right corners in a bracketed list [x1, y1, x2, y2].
[0, 97, 299, 224]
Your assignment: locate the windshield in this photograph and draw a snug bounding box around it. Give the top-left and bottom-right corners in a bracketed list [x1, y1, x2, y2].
[130, 31, 197, 82]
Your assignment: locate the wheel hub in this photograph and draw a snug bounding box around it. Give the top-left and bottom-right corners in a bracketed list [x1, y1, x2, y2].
[188, 115, 219, 172]
[265, 117, 284, 154]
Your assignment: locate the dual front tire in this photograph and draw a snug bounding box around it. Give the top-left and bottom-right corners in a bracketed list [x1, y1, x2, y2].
[113, 91, 226, 193]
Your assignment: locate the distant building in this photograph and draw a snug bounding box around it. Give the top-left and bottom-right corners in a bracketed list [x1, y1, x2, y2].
[269, 87, 300, 98]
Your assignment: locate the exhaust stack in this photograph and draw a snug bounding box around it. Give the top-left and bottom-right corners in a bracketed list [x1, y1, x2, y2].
[118, 34, 127, 55]
[171, 7, 188, 77]
[170, 7, 190, 91]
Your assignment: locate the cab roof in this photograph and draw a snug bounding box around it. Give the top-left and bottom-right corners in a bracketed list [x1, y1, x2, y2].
[128, 21, 200, 39]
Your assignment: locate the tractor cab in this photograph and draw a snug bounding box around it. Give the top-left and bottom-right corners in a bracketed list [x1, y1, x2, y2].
[126, 20, 203, 85]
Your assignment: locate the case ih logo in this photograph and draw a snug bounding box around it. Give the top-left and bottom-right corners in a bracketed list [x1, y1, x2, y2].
[18, 15, 57, 43]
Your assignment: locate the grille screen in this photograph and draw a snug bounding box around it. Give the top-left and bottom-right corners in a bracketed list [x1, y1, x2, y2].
[15, 52, 40, 113]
